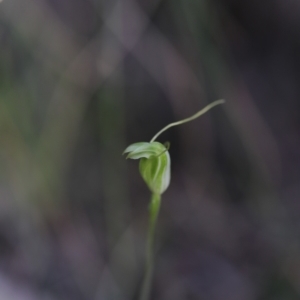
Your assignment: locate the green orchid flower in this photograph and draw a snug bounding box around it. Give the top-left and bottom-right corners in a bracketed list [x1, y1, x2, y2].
[123, 141, 170, 195]
[123, 99, 225, 300]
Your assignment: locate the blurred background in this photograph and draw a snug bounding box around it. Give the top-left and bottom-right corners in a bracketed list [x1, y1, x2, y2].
[0, 0, 300, 299]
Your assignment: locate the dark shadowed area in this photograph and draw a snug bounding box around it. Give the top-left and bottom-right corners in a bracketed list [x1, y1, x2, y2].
[0, 0, 300, 299]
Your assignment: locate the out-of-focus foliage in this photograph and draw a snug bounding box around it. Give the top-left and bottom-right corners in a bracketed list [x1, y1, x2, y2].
[0, 0, 300, 299]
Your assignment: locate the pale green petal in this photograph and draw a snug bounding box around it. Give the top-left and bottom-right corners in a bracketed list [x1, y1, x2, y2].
[123, 142, 167, 160]
[123, 142, 149, 154]
[139, 151, 170, 194]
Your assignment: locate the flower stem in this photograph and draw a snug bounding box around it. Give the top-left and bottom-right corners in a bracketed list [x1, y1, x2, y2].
[150, 99, 225, 142]
[139, 193, 161, 300]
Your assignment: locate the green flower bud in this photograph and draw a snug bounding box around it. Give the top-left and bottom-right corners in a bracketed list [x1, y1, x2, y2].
[123, 142, 170, 194]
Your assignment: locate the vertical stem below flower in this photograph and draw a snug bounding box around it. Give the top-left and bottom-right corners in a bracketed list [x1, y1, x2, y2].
[139, 193, 161, 300]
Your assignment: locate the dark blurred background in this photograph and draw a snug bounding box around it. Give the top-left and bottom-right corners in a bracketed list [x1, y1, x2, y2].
[0, 0, 300, 299]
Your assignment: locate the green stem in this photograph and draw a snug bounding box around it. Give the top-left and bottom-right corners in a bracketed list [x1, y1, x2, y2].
[150, 99, 225, 142]
[139, 193, 161, 300]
